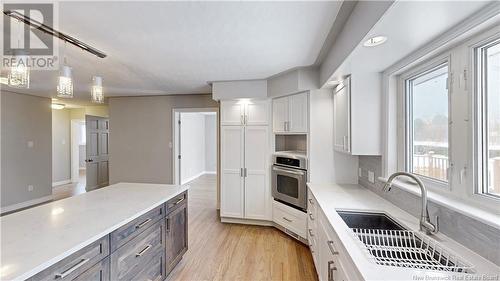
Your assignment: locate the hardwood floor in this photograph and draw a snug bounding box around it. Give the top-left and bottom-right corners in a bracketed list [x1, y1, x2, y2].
[167, 174, 318, 281]
[52, 170, 87, 201]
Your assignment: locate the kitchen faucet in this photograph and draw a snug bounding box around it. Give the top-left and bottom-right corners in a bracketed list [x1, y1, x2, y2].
[382, 172, 438, 235]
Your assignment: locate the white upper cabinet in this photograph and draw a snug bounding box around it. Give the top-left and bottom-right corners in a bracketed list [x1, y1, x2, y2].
[220, 100, 269, 126]
[272, 96, 289, 133]
[220, 100, 244, 126]
[272, 92, 309, 134]
[333, 75, 381, 155]
[245, 99, 270, 125]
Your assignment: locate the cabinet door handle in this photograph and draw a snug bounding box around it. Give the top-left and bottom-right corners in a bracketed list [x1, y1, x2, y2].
[55, 258, 90, 279]
[308, 198, 314, 205]
[327, 240, 339, 255]
[136, 244, 152, 257]
[174, 197, 185, 205]
[308, 229, 314, 237]
[240, 168, 244, 177]
[135, 218, 152, 229]
[244, 168, 247, 177]
[309, 213, 314, 221]
[282, 217, 292, 222]
[328, 260, 337, 281]
[245, 115, 248, 125]
[166, 218, 170, 233]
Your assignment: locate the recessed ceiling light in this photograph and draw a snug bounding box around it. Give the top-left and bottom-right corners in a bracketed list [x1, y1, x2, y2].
[51, 103, 65, 110]
[363, 36, 387, 47]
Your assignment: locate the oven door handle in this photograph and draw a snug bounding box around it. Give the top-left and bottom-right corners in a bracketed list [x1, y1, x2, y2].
[272, 166, 306, 176]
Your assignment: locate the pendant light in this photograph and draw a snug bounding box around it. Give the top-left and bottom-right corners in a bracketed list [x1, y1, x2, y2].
[91, 76, 104, 103]
[8, 52, 30, 88]
[57, 63, 73, 98]
[57, 44, 73, 98]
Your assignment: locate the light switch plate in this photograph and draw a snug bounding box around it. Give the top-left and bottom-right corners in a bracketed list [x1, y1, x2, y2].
[368, 171, 375, 183]
[27, 141, 34, 148]
[28, 185, 34, 192]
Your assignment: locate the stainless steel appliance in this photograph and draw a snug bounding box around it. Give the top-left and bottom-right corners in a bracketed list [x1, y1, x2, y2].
[272, 151, 308, 211]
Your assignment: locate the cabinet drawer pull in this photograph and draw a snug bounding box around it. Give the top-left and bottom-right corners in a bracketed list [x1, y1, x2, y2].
[282, 217, 292, 222]
[174, 197, 185, 205]
[327, 240, 339, 255]
[136, 244, 152, 257]
[55, 258, 90, 279]
[308, 198, 314, 205]
[308, 229, 314, 237]
[135, 218, 152, 229]
[309, 213, 314, 220]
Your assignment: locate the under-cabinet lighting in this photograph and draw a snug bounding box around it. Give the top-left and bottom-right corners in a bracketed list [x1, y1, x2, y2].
[363, 36, 387, 47]
[51, 103, 65, 110]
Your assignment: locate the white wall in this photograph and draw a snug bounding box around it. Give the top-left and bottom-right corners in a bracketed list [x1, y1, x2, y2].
[205, 114, 217, 173]
[1, 92, 52, 211]
[180, 113, 206, 184]
[52, 109, 71, 185]
[180, 112, 217, 184]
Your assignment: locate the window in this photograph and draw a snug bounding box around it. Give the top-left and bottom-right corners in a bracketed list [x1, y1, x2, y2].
[476, 38, 500, 198]
[405, 63, 450, 183]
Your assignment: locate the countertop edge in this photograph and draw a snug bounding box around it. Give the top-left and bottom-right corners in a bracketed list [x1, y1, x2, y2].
[8, 184, 189, 281]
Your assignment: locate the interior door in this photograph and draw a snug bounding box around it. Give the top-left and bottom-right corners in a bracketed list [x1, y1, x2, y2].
[220, 126, 244, 218]
[289, 92, 308, 133]
[272, 96, 289, 133]
[244, 125, 270, 220]
[86, 115, 109, 191]
[333, 78, 350, 153]
[245, 100, 269, 126]
[220, 100, 243, 126]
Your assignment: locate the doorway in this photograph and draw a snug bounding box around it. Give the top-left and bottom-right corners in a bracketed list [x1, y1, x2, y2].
[173, 109, 218, 184]
[71, 119, 86, 188]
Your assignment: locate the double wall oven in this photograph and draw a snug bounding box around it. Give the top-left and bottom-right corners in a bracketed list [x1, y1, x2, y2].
[272, 151, 308, 212]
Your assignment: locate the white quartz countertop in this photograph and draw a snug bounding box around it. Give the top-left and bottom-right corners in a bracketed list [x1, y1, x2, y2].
[307, 183, 500, 281]
[0, 182, 188, 281]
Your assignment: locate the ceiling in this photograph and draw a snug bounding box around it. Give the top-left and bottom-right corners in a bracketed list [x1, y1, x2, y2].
[1, 1, 342, 101]
[328, 0, 494, 81]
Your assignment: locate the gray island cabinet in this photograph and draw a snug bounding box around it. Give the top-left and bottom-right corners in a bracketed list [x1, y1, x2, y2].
[28, 191, 188, 281]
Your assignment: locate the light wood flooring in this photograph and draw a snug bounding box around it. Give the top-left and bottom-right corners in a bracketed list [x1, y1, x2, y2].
[52, 170, 87, 201]
[167, 174, 318, 281]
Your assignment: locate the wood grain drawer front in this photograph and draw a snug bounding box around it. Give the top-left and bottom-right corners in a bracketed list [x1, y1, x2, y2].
[165, 201, 188, 274]
[166, 191, 187, 214]
[73, 257, 110, 281]
[110, 205, 164, 251]
[30, 236, 109, 281]
[134, 253, 164, 281]
[110, 220, 164, 281]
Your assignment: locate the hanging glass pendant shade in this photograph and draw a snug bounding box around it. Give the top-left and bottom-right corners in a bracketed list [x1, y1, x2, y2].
[57, 65, 73, 98]
[91, 76, 104, 103]
[8, 52, 30, 88]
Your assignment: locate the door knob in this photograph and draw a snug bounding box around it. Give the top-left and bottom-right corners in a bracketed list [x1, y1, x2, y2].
[85, 159, 93, 163]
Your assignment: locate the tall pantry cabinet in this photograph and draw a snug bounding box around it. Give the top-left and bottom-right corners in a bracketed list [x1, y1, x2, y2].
[220, 100, 271, 221]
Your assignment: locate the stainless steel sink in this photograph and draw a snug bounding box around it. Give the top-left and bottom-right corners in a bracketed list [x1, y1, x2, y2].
[336, 210, 475, 273]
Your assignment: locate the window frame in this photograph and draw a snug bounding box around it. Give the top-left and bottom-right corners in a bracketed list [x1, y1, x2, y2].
[400, 55, 452, 190]
[473, 34, 500, 199]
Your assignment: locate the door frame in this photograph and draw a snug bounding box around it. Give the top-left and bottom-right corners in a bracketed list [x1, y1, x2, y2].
[171, 107, 220, 206]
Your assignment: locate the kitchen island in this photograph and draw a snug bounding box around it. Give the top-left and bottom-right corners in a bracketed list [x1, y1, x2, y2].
[0, 183, 188, 281]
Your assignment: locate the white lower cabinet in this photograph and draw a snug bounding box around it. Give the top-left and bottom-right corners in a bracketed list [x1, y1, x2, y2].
[309, 189, 360, 281]
[272, 200, 307, 239]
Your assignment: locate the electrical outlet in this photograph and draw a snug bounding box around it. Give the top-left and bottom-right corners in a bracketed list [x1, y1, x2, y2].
[28, 185, 34, 192]
[368, 171, 375, 184]
[358, 168, 362, 177]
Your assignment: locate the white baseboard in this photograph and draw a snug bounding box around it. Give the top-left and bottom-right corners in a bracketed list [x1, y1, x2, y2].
[52, 179, 71, 187]
[203, 171, 217, 175]
[181, 171, 205, 185]
[1, 195, 53, 214]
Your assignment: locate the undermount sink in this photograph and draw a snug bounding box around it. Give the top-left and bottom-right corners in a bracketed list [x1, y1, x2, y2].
[337, 211, 406, 231]
[336, 210, 475, 274]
